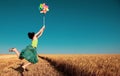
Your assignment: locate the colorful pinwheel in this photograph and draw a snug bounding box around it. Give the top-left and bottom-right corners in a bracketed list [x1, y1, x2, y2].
[39, 3, 49, 14]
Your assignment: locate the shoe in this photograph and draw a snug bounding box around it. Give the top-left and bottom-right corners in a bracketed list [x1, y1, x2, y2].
[9, 48, 15, 52]
[25, 68, 29, 71]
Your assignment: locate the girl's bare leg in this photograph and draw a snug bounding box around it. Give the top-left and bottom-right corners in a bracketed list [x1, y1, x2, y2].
[9, 48, 32, 70]
[22, 62, 32, 70]
[9, 48, 20, 58]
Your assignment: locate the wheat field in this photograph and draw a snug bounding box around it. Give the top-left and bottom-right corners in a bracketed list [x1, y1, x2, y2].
[0, 54, 120, 76]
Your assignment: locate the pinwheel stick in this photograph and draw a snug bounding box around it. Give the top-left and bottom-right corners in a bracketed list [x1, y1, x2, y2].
[43, 15, 45, 25]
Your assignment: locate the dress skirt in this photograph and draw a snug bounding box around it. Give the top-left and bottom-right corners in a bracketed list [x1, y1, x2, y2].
[19, 45, 38, 64]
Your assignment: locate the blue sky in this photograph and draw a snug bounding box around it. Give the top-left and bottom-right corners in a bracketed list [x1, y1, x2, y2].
[0, 0, 120, 54]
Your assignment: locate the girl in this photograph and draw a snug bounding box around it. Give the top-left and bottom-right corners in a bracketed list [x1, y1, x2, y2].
[9, 25, 45, 71]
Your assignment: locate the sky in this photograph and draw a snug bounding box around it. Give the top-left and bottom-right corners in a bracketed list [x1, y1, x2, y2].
[0, 0, 120, 54]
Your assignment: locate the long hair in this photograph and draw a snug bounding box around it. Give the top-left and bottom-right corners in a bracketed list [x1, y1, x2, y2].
[28, 32, 35, 39]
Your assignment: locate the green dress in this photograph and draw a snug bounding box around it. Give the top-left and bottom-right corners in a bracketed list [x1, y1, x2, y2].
[19, 39, 38, 64]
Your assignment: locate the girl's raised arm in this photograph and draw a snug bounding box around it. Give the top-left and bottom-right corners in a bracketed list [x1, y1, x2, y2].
[35, 25, 45, 38]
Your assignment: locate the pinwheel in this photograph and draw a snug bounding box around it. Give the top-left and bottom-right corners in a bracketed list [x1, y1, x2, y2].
[39, 3, 49, 25]
[39, 3, 49, 14]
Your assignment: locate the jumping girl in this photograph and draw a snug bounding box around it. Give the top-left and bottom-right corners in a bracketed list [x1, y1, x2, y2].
[9, 25, 45, 71]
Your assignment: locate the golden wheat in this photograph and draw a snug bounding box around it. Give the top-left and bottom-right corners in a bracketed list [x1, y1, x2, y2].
[40, 54, 120, 76]
[0, 54, 120, 76]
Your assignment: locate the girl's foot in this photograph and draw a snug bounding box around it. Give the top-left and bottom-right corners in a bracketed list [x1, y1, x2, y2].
[22, 66, 29, 71]
[9, 48, 15, 52]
